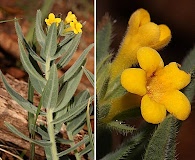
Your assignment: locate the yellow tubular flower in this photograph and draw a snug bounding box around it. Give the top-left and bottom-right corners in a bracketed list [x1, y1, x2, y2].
[65, 19, 82, 34]
[65, 11, 77, 24]
[45, 13, 61, 26]
[121, 47, 191, 124]
[103, 93, 142, 122]
[110, 8, 172, 81]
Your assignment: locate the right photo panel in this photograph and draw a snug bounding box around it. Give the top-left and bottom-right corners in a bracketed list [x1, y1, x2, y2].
[96, 0, 195, 159]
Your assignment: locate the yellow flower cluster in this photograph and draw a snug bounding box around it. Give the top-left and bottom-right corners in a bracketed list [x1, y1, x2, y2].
[104, 8, 191, 124]
[121, 47, 191, 124]
[64, 11, 83, 34]
[45, 11, 82, 34]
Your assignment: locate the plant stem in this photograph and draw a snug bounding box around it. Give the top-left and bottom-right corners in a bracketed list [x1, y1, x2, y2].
[47, 108, 59, 160]
[45, 58, 58, 159]
[27, 80, 35, 160]
[67, 130, 81, 160]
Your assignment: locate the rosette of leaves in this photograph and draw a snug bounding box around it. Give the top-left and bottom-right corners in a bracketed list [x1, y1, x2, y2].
[96, 16, 195, 160]
[0, 10, 94, 160]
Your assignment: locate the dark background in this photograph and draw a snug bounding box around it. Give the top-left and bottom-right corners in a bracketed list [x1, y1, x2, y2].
[97, 0, 195, 159]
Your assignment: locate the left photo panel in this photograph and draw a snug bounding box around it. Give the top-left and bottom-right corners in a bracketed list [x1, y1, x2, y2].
[0, 0, 94, 160]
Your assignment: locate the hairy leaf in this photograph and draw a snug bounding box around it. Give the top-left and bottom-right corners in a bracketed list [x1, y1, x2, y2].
[5, 122, 51, 147]
[42, 64, 58, 109]
[143, 115, 178, 160]
[35, 10, 46, 48]
[97, 16, 112, 65]
[59, 43, 94, 84]
[0, 72, 37, 114]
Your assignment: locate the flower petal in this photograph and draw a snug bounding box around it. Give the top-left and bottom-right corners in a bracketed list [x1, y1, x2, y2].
[151, 24, 171, 50]
[155, 62, 191, 90]
[48, 13, 55, 20]
[121, 68, 147, 96]
[128, 8, 151, 35]
[137, 47, 164, 77]
[141, 95, 166, 124]
[161, 90, 191, 120]
[135, 22, 160, 46]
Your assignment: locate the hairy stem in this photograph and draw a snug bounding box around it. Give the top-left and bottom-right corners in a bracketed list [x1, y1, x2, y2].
[67, 130, 81, 160]
[47, 108, 59, 160]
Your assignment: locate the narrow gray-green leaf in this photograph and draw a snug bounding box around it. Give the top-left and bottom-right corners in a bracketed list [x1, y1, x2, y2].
[101, 131, 144, 160]
[55, 68, 83, 112]
[53, 97, 93, 124]
[97, 17, 112, 65]
[18, 39, 46, 87]
[57, 135, 90, 158]
[106, 121, 136, 135]
[86, 99, 94, 155]
[42, 64, 58, 109]
[74, 90, 90, 106]
[5, 122, 51, 147]
[15, 20, 45, 65]
[56, 138, 73, 145]
[66, 110, 87, 132]
[143, 115, 178, 160]
[181, 46, 195, 73]
[82, 66, 94, 87]
[59, 43, 94, 84]
[35, 10, 46, 48]
[0, 72, 37, 114]
[29, 75, 44, 94]
[79, 143, 92, 157]
[56, 33, 81, 69]
[44, 23, 57, 58]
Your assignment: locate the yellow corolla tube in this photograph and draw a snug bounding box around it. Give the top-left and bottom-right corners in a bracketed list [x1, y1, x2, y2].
[110, 8, 171, 81]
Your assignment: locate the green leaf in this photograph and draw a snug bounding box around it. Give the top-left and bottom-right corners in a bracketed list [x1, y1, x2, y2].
[5, 122, 51, 147]
[42, 64, 58, 109]
[52, 96, 94, 124]
[86, 99, 94, 155]
[58, 33, 75, 47]
[101, 131, 144, 160]
[15, 20, 45, 65]
[181, 46, 195, 102]
[0, 72, 37, 114]
[181, 46, 195, 73]
[97, 16, 112, 65]
[82, 66, 94, 87]
[55, 68, 84, 112]
[104, 74, 127, 101]
[35, 10, 46, 48]
[97, 62, 110, 100]
[34, 126, 49, 140]
[65, 90, 91, 132]
[57, 135, 90, 158]
[143, 115, 178, 160]
[44, 23, 57, 58]
[79, 143, 92, 157]
[66, 110, 87, 132]
[54, 103, 68, 134]
[74, 90, 90, 105]
[52, 34, 81, 61]
[67, 103, 93, 134]
[56, 138, 73, 145]
[56, 33, 82, 69]
[18, 39, 46, 90]
[59, 43, 94, 84]
[106, 121, 136, 135]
